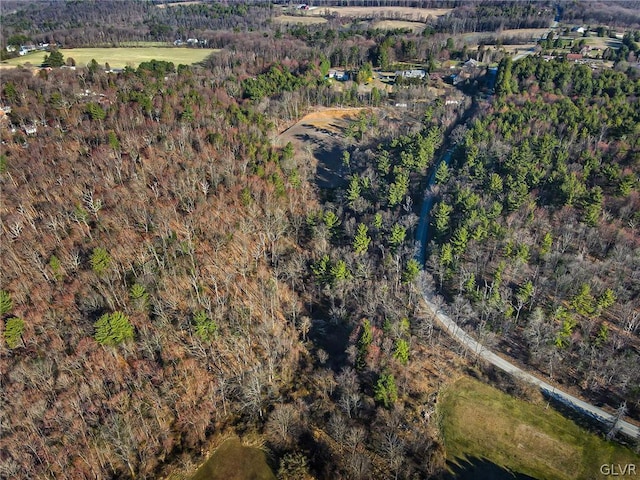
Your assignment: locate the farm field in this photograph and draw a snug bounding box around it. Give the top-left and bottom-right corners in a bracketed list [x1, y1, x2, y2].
[439, 376, 640, 480]
[272, 15, 328, 25]
[372, 20, 427, 32]
[308, 6, 452, 20]
[459, 27, 549, 45]
[0, 47, 216, 69]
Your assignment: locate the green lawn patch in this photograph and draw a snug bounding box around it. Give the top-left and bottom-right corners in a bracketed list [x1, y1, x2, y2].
[438, 376, 639, 480]
[1, 47, 216, 69]
[190, 437, 276, 480]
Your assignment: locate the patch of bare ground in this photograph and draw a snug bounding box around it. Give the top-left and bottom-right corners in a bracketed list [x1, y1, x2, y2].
[276, 108, 368, 189]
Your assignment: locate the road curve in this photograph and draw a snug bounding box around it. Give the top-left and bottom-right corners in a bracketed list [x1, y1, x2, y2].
[416, 155, 640, 441]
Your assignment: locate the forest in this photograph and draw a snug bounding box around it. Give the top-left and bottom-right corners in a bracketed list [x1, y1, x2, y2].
[1, 1, 640, 480]
[0, 45, 458, 480]
[427, 56, 640, 418]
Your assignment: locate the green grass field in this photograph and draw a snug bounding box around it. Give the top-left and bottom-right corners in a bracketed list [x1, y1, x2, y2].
[190, 437, 275, 480]
[1, 47, 216, 69]
[439, 376, 639, 480]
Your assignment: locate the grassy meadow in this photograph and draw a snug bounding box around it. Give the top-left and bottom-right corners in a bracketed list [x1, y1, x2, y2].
[189, 437, 275, 480]
[372, 20, 427, 32]
[272, 15, 328, 25]
[1, 47, 216, 69]
[439, 376, 639, 480]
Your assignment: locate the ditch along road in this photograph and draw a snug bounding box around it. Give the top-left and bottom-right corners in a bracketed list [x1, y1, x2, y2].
[416, 151, 640, 441]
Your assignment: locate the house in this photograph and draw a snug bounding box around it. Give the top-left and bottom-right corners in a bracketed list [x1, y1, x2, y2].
[395, 69, 427, 79]
[571, 26, 586, 34]
[451, 71, 470, 85]
[328, 70, 349, 81]
[18, 44, 37, 56]
[186, 38, 199, 46]
[24, 125, 37, 135]
[464, 59, 479, 68]
[566, 53, 583, 61]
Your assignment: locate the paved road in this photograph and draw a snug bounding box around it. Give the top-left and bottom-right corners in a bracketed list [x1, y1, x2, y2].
[416, 155, 640, 441]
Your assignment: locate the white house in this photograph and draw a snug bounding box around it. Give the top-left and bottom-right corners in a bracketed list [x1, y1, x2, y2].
[328, 70, 349, 81]
[395, 69, 427, 80]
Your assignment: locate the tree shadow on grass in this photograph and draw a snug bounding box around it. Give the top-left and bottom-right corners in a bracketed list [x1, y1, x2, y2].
[445, 456, 537, 480]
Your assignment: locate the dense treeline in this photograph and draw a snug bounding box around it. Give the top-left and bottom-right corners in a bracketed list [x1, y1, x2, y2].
[3, 0, 640, 53]
[559, 1, 640, 29]
[426, 56, 640, 419]
[0, 1, 273, 47]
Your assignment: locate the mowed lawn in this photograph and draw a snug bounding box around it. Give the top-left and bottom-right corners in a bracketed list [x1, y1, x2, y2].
[1, 47, 216, 69]
[439, 376, 639, 480]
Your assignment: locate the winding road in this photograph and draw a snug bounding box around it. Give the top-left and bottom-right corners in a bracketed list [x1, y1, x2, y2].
[416, 153, 640, 441]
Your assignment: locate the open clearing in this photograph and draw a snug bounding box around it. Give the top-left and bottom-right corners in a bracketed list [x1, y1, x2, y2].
[439, 376, 639, 480]
[309, 6, 452, 20]
[277, 108, 366, 188]
[372, 20, 427, 32]
[272, 15, 328, 25]
[157, 1, 204, 7]
[460, 28, 549, 46]
[190, 437, 275, 480]
[0, 47, 215, 69]
[584, 36, 623, 50]
[497, 28, 550, 39]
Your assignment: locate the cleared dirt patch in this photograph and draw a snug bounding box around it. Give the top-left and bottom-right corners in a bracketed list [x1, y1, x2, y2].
[277, 108, 366, 189]
[309, 6, 452, 20]
[372, 20, 427, 32]
[272, 15, 328, 25]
